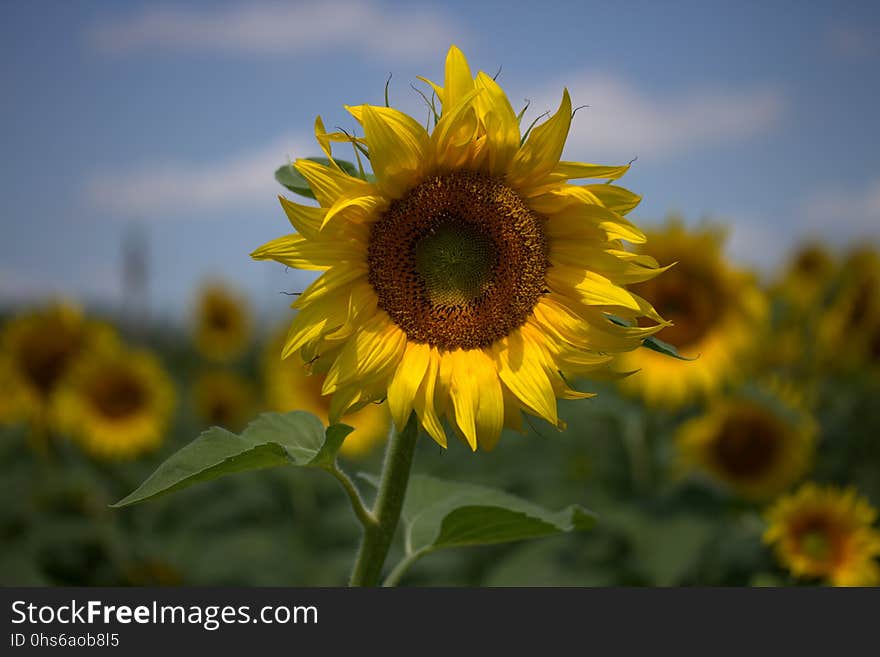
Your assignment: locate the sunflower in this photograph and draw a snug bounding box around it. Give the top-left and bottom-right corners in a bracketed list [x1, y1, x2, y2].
[252, 45, 667, 450]
[0, 302, 117, 426]
[193, 282, 252, 362]
[617, 220, 766, 408]
[764, 483, 880, 586]
[53, 345, 175, 460]
[773, 242, 836, 311]
[262, 329, 389, 458]
[193, 369, 257, 433]
[676, 388, 816, 501]
[818, 247, 880, 369]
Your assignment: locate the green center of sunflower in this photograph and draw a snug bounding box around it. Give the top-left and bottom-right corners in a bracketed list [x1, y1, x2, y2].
[800, 530, 831, 562]
[368, 171, 548, 350]
[414, 222, 496, 307]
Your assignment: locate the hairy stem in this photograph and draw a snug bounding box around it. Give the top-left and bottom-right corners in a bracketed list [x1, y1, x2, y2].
[349, 413, 419, 586]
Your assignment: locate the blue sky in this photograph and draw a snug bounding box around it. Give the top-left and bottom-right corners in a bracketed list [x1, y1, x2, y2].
[2, 0, 879, 321]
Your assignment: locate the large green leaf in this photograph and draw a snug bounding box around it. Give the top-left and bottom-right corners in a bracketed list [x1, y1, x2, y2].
[275, 157, 363, 198]
[113, 412, 353, 507]
[402, 475, 596, 552]
[368, 473, 596, 583]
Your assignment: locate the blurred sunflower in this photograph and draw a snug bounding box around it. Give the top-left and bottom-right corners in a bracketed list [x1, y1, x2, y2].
[193, 283, 251, 362]
[263, 329, 389, 458]
[0, 303, 116, 426]
[764, 483, 880, 586]
[193, 369, 257, 433]
[676, 388, 816, 501]
[773, 242, 836, 310]
[53, 346, 175, 460]
[818, 247, 880, 369]
[617, 220, 766, 408]
[253, 45, 667, 450]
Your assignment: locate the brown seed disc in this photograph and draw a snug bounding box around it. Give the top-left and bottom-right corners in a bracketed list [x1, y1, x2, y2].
[631, 259, 727, 349]
[711, 407, 784, 479]
[367, 171, 548, 350]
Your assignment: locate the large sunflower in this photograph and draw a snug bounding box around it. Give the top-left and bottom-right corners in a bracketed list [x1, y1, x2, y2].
[263, 329, 390, 458]
[53, 345, 175, 460]
[676, 388, 816, 501]
[193, 282, 252, 362]
[0, 302, 116, 426]
[617, 220, 766, 408]
[764, 483, 880, 586]
[253, 45, 666, 450]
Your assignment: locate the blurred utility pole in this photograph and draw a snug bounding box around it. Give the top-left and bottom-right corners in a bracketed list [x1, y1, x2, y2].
[121, 223, 150, 334]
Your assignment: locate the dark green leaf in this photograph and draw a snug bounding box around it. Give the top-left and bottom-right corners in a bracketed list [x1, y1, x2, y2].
[112, 412, 353, 507]
[362, 474, 596, 554]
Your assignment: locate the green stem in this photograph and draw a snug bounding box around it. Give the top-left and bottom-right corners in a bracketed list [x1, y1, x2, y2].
[328, 465, 374, 529]
[383, 546, 432, 587]
[349, 413, 419, 587]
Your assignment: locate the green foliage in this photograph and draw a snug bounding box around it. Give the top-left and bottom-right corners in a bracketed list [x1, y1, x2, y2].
[401, 474, 596, 552]
[360, 473, 596, 583]
[113, 412, 353, 507]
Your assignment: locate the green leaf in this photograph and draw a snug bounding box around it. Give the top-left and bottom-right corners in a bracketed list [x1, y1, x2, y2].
[606, 314, 696, 361]
[275, 157, 364, 198]
[375, 474, 596, 584]
[112, 412, 353, 507]
[402, 475, 596, 552]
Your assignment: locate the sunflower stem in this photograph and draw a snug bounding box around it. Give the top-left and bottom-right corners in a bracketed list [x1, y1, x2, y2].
[349, 413, 419, 587]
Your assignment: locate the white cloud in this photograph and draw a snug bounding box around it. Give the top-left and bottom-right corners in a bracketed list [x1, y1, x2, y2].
[87, 0, 463, 60]
[528, 73, 785, 161]
[802, 177, 880, 242]
[85, 133, 307, 218]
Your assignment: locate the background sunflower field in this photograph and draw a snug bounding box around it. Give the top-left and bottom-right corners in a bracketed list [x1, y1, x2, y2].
[2, 0, 879, 587]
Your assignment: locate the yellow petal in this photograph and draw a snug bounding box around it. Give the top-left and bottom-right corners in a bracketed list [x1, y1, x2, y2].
[547, 265, 644, 311]
[414, 348, 446, 447]
[551, 161, 632, 181]
[387, 342, 431, 431]
[347, 104, 430, 199]
[443, 45, 475, 111]
[581, 184, 642, 214]
[294, 158, 374, 208]
[323, 313, 406, 394]
[537, 189, 647, 243]
[292, 264, 368, 310]
[492, 329, 557, 425]
[473, 71, 520, 176]
[431, 88, 483, 170]
[448, 349, 502, 451]
[549, 242, 669, 284]
[321, 194, 386, 230]
[507, 88, 572, 191]
[250, 234, 360, 270]
[281, 300, 349, 358]
[279, 195, 324, 239]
